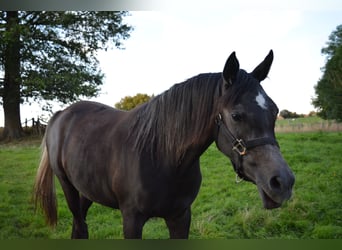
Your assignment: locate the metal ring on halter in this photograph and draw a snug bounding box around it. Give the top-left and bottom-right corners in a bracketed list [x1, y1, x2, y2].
[235, 174, 244, 183]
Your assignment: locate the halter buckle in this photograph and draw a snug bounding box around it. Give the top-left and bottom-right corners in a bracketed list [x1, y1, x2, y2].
[232, 139, 247, 156]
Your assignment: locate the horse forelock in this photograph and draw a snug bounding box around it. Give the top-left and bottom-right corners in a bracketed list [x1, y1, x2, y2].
[128, 73, 221, 166]
[224, 69, 262, 106]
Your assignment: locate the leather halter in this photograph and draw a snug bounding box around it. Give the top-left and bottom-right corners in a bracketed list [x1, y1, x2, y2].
[215, 113, 279, 182]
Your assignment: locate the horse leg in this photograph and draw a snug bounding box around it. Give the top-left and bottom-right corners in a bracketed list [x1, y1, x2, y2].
[121, 209, 148, 239]
[78, 195, 93, 238]
[57, 177, 89, 239]
[165, 207, 191, 239]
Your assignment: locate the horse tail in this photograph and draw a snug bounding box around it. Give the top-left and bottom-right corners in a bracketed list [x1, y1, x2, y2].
[33, 133, 57, 227]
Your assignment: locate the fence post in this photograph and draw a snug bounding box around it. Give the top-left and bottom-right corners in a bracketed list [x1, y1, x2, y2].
[37, 118, 41, 135]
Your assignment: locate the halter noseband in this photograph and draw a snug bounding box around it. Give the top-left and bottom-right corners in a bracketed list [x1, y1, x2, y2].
[215, 113, 279, 182]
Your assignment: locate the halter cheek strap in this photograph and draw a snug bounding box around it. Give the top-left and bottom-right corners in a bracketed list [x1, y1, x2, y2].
[215, 113, 279, 182]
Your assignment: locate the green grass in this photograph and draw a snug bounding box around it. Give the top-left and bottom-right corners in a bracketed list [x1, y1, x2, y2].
[0, 132, 341, 239]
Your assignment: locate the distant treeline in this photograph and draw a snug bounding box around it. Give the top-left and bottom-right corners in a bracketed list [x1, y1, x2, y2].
[279, 109, 316, 119]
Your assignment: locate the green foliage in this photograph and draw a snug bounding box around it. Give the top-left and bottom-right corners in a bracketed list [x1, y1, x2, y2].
[279, 109, 305, 119]
[321, 24, 342, 60]
[313, 24, 342, 121]
[0, 11, 132, 105]
[115, 93, 153, 111]
[0, 131, 341, 239]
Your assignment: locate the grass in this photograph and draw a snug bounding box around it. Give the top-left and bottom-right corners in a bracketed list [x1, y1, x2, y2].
[0, 132, 341, 239]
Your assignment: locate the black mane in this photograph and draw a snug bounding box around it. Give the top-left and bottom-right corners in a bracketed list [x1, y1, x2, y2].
[128, 70, 265, 166]
[129, 73, 222, 166]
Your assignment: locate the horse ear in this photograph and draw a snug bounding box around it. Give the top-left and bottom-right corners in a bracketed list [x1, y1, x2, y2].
[251, 50, 274, 82]
[222, 51, 240, 89]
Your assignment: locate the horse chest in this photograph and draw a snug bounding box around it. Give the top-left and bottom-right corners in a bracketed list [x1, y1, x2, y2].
[135, 164, 202, 217]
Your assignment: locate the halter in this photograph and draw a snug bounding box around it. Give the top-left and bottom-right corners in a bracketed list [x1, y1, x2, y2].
[215, 113, 279, 182]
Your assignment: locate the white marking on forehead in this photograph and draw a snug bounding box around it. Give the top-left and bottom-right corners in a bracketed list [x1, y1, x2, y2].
[256, 92, 268, 110]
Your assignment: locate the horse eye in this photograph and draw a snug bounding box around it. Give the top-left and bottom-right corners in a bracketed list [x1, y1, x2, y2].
[231, 113, 243, 122]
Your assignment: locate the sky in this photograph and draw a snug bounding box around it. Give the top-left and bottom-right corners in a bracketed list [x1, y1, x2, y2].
[94, 8, 341, 114]
[1, 2, 342, 126]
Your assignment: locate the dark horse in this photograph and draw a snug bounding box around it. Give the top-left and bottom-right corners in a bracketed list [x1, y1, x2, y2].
[34, 51, 295, 239]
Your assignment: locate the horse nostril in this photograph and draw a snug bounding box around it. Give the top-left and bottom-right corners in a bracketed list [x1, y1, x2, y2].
[270, 176, 282, 191]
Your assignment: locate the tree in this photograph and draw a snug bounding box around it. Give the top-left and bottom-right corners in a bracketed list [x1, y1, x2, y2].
[279, 109, 304, 119]
[0, 11, 132, 140]
[313, 24, 342, 121]
[115, 93, 153, 111]
[279, 109, 291, 119]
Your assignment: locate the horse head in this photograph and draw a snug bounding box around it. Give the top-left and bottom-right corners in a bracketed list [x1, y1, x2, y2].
[215, 51, 295, 209]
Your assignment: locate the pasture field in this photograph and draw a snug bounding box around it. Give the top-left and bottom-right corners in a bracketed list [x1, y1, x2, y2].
[275, 116, 342, 133]
[0, 132, 341, 239]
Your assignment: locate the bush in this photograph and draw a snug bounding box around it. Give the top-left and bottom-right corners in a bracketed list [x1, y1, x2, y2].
[279, 109, 305, 119]
[114, 93, 153, 111]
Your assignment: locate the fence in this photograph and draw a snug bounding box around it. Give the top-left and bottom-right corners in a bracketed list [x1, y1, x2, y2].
[22, 117, 47, 135]
[275, 120, 342, 133]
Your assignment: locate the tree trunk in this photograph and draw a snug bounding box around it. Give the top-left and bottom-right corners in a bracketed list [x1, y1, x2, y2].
[1, 11, 23, 140]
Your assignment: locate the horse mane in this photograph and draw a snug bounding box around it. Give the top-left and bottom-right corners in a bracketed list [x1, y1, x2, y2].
[128, 73, 222, 166]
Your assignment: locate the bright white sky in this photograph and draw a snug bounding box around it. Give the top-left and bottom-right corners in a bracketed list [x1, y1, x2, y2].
[1, 2, 341, 126]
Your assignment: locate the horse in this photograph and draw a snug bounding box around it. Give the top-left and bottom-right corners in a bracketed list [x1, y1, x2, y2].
[33, 50, 295, 239]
